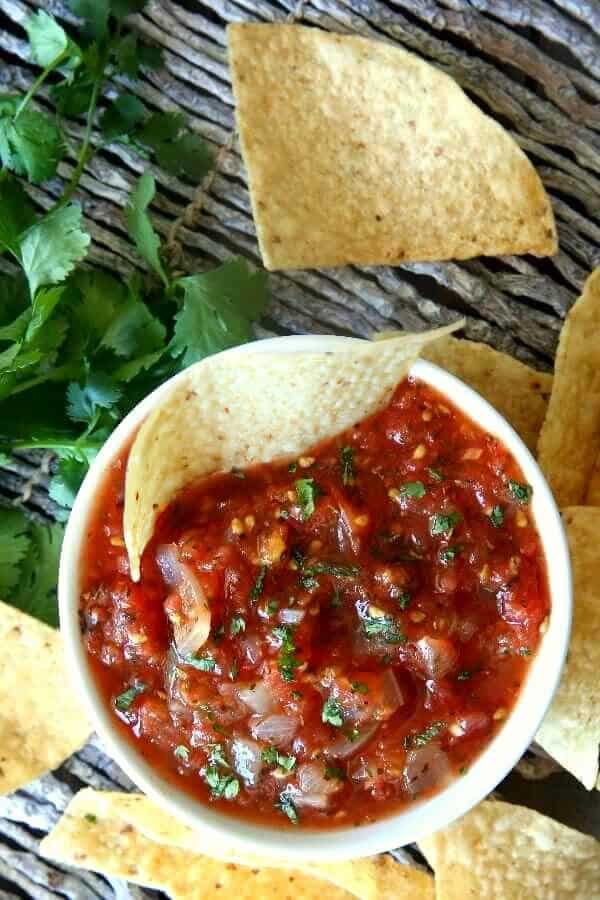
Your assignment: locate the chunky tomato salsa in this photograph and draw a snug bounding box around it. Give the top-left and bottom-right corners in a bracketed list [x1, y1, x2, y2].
[81, 377, 549, 829]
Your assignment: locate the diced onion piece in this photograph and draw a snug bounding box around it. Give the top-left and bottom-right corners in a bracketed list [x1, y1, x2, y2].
[414, 637, 458, 679]
[381, 669, 404, 713]
[289, 787, 330, 810]
[297, 762, 341, 796]
[403, 743, 451, 796]
[278, 607, 306, 625]
[228, 737, 263, 786]
[250, 714, 299, 745]
[240, 634, 263, 666]
[237, 681, 276, 716]
[156, 544, 211, 656]
[325, 721, 379, 759]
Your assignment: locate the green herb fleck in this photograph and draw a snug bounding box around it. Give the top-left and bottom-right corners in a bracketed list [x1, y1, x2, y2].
[340, 446, 355, 486]
[266, 599, 279, 616]
[229, 660, 239, 681]
[396, 591, 412, 610]
[277, 791, 299, 824]
[347, 726, 361, 743]
[295, 478, 319, 520]
[174, 745, 190, 761]
[351, 681, 369, 694]
[230, 615, 246, 636]
[439, 546, 461, 565]
[250, 564, 267, 602]
[288, 461, 298, 473]
[273, 625, 300, 682]
[489, 505, 504, 528]
[428, 467, 444, 482]
[508, 480, 533, 505]
[400, 481, 426, 499]
[204, 767, 239, 800]
[114, 682, 146, 711]
[184, 652, 217, 672]
[84, 813, 97, 824]
[330, 588, 343, 609]
[404, 721, 446, 749]
[207, 743, 229, 769]
[302, 561, 360, 578]
[324, 765, 346, 781]
[262, 747, 296, 771]
[430, 512, 461, 537]
[459, 765, 468, 775]
[363, 614, 406, 644]
[292, 690, 303, 701]
[322, 697, 344, 727]
[457, 670, 472, 681]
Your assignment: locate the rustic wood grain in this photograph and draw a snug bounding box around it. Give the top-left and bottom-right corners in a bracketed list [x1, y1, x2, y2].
[1, 1, 599, 897]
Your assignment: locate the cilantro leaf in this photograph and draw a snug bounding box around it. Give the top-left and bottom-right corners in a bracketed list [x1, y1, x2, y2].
[135, 112, 213, 181]
[9, 519, 64, 626]
[184, 652, 217, 672]
[277, 791, 299, 824]
[24, 11, 80, 68]
[20, 205, 90, 298]
[0, 178, 37, 255]
[115, 681, 146, 711]
[48, 451, 93, 512]
[302, 561, 359, 578]
[340, 445, 354, 486]
[262, 747, 296, 771]
[125, 172, 169, 286]
[114, 33, 162, 78]
[0, 99, 64, 184]
[68, 0, 109, 40]
[403, 721, 446, 749]
[230, 615, 245, 636]
[489, 505, 504, 528]
[170, 259, 269, 367]
[66, 373, 122, 425]
[363, 612, 406, 644]
[0, 508, 32, 594]
[100, 93, 146, 140]
[204, 767, 239, 800]
[508, 480, 533, 505]
[100, 294, 166, 359]
[250, 564, 267, 601]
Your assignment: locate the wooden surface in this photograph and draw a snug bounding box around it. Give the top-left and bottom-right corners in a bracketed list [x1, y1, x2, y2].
[0, 0, 599, 897]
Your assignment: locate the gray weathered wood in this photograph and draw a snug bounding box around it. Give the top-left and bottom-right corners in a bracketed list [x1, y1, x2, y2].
[1, 1, 599, 897]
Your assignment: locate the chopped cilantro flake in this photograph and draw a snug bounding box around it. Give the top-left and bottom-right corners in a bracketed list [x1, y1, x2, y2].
[457, 670, 472, 681]
[207, 743, 229, 768]
[508, 480, 533, 504]
[400, 481, 426, 499]
[396, 591, 412, 610]
[295, 478, 319, 520]
[273, 624, 300, 682]
[184, 652, 217, 672]
[288, 461, 297, 473]
[324, 765, 346, 781]
[266, 599, 279, 616]
[404, 721, 446, 748]
[230, 615, 246, 636]
[351, 681, 369, 694]
[174, 745, 190, 761]
[330, 588, 343, 608]
[302, 561, 359, 578]
[430, 512, 461, 536]
[277, 791, 299, 824]
[114, 682, 146, 711]
[489, 505, 504, 528]
[363, 614, 406, 644]
[84, 813, 97, 824]
[439, 546, 461, 565]
[250, 564, 267, 602]
[262, 747, 296, 771]
[322, 697, 344, 727]
[205, 767, 239, 800]
[428, 467, 444, 482]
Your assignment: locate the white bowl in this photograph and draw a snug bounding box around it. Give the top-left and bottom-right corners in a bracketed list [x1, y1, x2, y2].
[59, 334, 571, 861]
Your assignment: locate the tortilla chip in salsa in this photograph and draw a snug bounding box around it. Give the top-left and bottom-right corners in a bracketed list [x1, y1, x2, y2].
[227, 24, 556, 271]
[0, 601, 89, 794]
[124, 324, 461, 580]
[419, 798, 600, 899]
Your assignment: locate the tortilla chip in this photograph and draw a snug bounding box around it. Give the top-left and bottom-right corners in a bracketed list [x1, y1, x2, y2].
[84, 791, 433, 900]
[0, 601, 89, 794]
[537, 269, 600, 507]
[227, 24, 556, 271]
[420, 799, 600, 898]
[124, 324, 461, 580]
[376, 333, 552, 452]
[585, 452, 600, 504]
[536, 507, 600, 788]
[40, 789, 434, 900]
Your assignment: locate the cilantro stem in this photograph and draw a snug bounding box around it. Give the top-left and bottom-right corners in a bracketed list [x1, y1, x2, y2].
[14, 51, 70, 121]
[56, 77, 102, 209]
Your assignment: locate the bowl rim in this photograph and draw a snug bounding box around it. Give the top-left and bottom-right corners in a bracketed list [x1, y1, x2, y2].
[59, 333, 572, 861]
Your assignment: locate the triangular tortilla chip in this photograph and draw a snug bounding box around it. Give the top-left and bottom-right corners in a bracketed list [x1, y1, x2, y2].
[125, 324, 460, 579]
[536, 507, 600, 789]
[420, 799, 600, 899]
[40, 789, 434, 900]
[0, 601, 89, 794]
[227, 23, 556, 271]
[538, 268, 600, 507]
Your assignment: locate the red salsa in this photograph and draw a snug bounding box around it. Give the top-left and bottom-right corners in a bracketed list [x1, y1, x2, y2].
[80, 378, 549, 829]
